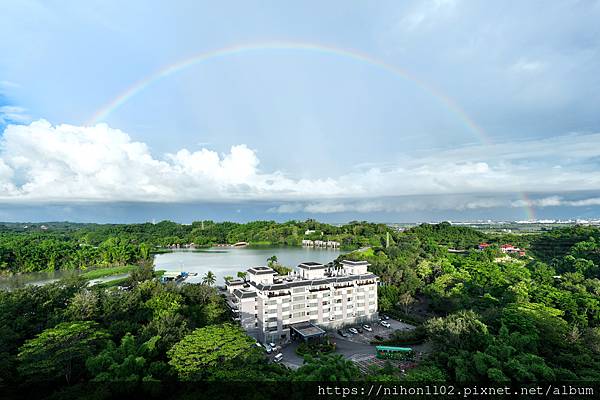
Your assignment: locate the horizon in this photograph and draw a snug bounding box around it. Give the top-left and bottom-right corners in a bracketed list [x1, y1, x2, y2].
[1, 1, 600, 222]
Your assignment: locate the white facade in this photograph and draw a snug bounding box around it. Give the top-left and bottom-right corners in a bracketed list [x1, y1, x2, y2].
[226, 260, 379, 343]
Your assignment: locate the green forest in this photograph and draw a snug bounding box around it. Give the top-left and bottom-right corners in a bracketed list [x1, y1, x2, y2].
[0, 221, 599, 398]
[0, 220, 390, 273]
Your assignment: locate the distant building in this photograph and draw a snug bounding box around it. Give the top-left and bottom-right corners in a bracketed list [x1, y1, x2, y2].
[302, 239, 340, 248]
[500, 244, 525, 256]
[225, 260, 379, 343]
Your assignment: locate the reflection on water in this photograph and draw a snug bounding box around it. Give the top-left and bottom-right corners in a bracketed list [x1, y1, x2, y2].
[0, 269, 80, 290]
[0, 246, 346, 290]
[153, 246, 345, 285]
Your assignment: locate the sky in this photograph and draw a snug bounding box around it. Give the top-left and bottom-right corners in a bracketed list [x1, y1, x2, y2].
[0, 0, 599, 223]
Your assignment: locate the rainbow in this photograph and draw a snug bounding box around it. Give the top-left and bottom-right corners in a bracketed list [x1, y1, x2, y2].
[517, 192, 537, 221]
[87, 41, 492, 145]
[87, 41, 542, 219]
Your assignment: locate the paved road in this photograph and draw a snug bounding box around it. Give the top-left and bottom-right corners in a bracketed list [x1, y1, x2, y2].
[272, 317, 418, 369]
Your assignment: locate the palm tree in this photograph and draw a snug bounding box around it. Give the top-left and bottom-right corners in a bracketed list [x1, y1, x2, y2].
[202, 271, 216, 286]
[267, 255, 278, 267]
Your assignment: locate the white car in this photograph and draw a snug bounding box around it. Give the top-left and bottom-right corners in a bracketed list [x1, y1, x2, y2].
[363, 324, 372, 332]
[264, 344, 273, 353]
[381, 321, 391, 328]
[348, 327, 358, 335]
[268, 342, 276, 348]
[274, 353, 284, 363]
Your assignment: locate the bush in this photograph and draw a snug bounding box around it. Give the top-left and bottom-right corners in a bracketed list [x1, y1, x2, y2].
[371, 325, 427, 346]
[295, 340, 335, 356]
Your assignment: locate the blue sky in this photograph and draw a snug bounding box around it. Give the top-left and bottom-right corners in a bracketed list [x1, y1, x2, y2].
[0, 0, 599, 223]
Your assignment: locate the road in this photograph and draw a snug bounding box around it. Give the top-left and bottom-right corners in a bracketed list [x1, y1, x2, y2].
[273, 317, 418, 370]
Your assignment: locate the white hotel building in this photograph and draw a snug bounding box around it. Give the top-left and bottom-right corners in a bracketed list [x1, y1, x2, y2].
[225, 260, 379, 343]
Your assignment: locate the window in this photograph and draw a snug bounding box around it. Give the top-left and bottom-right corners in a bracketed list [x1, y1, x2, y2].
[293, 287, 305, 293]
[293, 295, 305, 302]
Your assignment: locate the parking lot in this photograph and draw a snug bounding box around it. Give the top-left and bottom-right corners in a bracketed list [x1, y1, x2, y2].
[273, 317, 418, 369]
[336, 317, 416, 345]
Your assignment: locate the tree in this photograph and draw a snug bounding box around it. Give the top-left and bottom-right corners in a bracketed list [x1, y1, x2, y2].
[237, 271, 247, 281]
[17, 321, 109, 384]
[65, 290, 100, 320]
[398, 292, 415, 314]
[86, 333, 169, 382]
[425, 310, 490, 352]
[293, 354, 360, 381]
[202, 271, 216, 286]
[167, 324, 255, 380]
[267, 255, 278, 266]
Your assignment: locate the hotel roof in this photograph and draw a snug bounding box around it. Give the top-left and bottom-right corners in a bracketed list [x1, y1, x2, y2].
[247, 266, 276, 275]
[233, 289, 258, 299]
[251, 273, 378, 291]
[341, 260, 370, 266]
[298, 262, 326, 269]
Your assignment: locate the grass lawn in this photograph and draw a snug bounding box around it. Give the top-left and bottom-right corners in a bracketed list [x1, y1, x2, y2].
[80, 265, 135, 280]
[97, 269, 166, 289]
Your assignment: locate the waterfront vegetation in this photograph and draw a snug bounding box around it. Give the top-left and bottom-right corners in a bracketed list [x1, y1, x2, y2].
[0, 220, 390, 274]
[80, 265, 135, 280]
[0, 220, 599, 395]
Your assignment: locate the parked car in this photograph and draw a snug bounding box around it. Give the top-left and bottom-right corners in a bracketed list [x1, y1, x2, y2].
[274, 353, 284, 363]
[268, 342, 276, 348]
[356, 327, 363, 334]
[381, 321, 391, 328]
[380, 314, 390, 320]
[348, 327, 358, 335]
[363, 324, 372, 332]
[265, 344, 273, 353]
[255, 342, 263, 349]
[337, 329, 348, 338]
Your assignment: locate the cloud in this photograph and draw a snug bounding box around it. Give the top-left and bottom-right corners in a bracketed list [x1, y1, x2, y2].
[512, 196, 600, 208]
[0, 105, 31, 125]
[511, 59, 545, 73]
[0, 120, 600, 207]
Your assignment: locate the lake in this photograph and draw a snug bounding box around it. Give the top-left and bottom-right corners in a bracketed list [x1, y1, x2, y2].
[0, 270, 128, 290]
[0, 246, 345, 290]
[153, 246, 345, 285]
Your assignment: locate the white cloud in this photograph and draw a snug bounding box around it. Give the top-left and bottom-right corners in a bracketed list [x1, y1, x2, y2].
[511, 59, 545, 73]
[512, 196, 600, 208]
[0, 120, 599, 207]
[0, 105, 31, 125]
[395, 0, 458, 32]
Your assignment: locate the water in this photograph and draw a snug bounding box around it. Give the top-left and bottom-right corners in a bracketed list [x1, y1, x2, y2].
[0, 269, 79, 290]
[153, 246, 345, 285]
[0, 246, 345, 289]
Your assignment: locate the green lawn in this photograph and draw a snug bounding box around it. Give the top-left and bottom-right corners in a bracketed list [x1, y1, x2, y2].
[80, 265, 135, 280]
